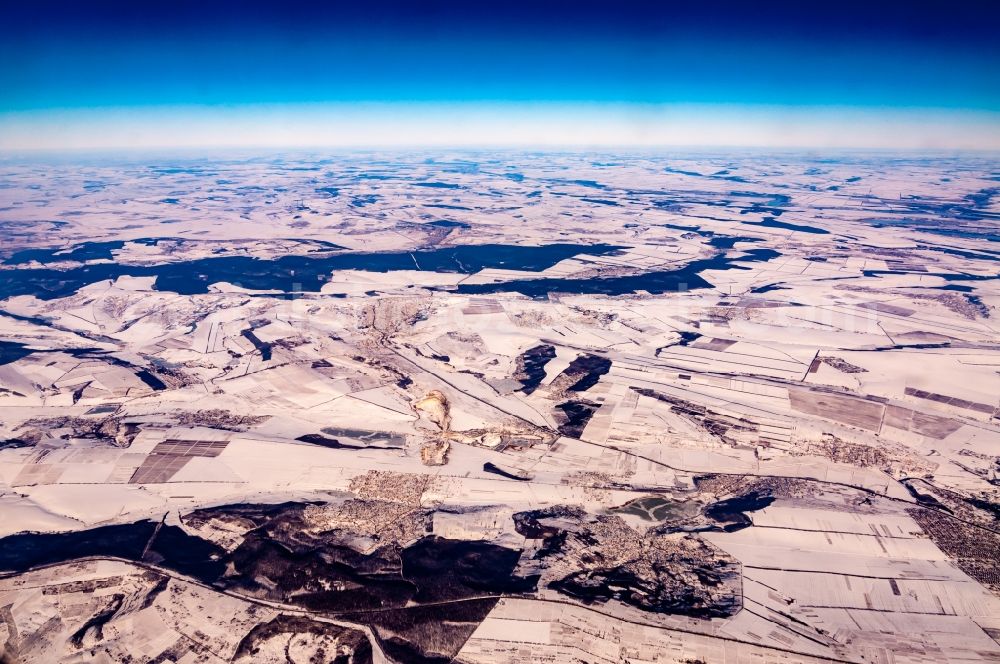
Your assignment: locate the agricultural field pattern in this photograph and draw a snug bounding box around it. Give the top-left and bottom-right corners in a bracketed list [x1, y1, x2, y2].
[0, 151, 999, 664]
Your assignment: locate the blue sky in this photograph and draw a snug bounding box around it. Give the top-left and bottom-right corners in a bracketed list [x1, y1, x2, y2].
[2, 0, 998, 149]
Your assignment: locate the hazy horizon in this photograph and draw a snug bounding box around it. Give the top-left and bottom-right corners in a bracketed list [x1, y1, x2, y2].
[3, 0, 998, 151]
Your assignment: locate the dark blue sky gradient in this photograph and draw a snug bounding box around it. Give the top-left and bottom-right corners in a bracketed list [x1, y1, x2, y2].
[2, 0, 999, 111]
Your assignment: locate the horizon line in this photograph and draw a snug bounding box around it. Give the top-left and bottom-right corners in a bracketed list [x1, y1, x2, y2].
[5, 144, 1000, 156]
[3, 103, 998, 152]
